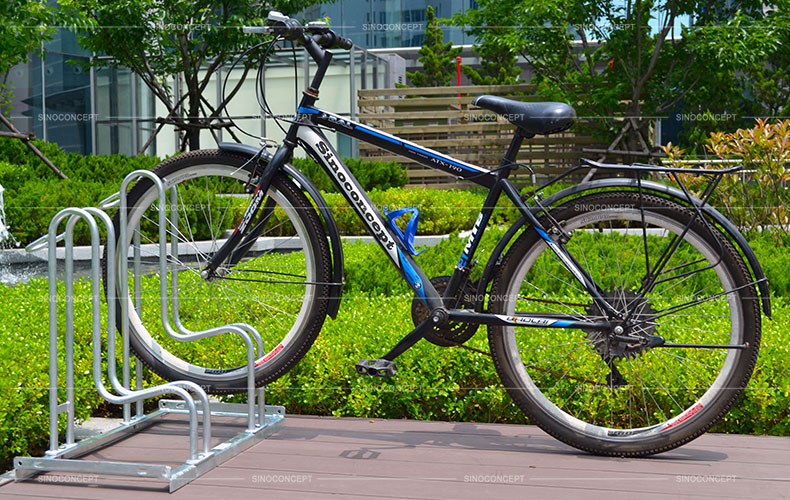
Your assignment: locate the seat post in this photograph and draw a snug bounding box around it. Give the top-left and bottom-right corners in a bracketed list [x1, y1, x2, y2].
[501, 129, 530, 171]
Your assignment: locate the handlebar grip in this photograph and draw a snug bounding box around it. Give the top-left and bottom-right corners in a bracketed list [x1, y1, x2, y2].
[336, 36, 353, 50]
[266, 11, 303, 40]
[312, 32, 353, 50]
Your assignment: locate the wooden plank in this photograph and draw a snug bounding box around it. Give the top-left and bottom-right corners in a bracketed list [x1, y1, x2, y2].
[376, 122, 517, 134]
[2, 415, 789, 500]
[583, 148, 664, 157]
[358, 84, 537, 97]
[358, 136, 601, 149]
[361, 152, 587, 164]
[358, 96, 477, 107]
[358, 110, 490, 120]
[358, 96, 543, 107]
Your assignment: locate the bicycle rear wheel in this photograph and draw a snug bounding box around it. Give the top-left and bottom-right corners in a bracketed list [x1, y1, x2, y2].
[488, 191, 760, 456]
[108, 150, 332, 393]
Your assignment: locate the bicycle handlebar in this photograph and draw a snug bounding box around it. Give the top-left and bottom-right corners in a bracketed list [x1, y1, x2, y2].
[242, 11, 352, 50]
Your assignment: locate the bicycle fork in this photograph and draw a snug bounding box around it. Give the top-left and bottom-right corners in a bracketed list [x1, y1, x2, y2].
[201, 141, 294, 280]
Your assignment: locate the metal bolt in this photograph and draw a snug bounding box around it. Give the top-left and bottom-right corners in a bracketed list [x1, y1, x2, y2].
[614, 326, 624, 334]
[201, 270, 209, 280]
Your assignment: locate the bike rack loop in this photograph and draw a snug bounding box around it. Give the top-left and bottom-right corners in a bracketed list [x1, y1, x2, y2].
[13, 170, 285, 492]
[117, 170, 265, 429]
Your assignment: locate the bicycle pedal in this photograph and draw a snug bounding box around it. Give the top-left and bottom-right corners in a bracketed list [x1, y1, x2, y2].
[355, 359, 398, 377]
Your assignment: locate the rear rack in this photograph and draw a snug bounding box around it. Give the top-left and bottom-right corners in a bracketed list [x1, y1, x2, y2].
[580, 158, 743, 175]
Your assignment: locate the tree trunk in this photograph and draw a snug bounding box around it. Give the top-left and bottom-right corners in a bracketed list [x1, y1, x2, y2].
[186, 93, 201, 151]
[623, 98, 645, 165]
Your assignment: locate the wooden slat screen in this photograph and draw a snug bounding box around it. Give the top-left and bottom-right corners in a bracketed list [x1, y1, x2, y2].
[357, 84, 605, 188]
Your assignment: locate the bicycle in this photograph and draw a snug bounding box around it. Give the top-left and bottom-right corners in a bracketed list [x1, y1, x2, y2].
[107, 11, 770, 457]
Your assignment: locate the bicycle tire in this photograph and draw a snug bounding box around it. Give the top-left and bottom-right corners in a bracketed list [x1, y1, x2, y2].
[106, 149, 332, 393]
[488, 191, 760, 456]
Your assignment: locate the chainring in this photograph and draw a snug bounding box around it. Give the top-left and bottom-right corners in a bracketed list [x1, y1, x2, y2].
[411, 276, 480, 347]
[582, 288, 658, 361]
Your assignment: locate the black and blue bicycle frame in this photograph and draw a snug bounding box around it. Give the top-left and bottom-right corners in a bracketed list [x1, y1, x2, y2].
[203, 42, 621, 360]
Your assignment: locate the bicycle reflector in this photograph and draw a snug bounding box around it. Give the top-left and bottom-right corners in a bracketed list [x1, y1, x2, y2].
[384, 207, 423, 256]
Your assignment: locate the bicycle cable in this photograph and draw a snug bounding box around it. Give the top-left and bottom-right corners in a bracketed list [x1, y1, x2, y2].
[221, 38, 275, 142]
[255, 35, 287, 136]
[246, 34, 337, 139]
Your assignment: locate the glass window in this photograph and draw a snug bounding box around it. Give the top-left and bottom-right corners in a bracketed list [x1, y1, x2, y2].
[42, 52, 92, 153]
[95, 66, 135, 156]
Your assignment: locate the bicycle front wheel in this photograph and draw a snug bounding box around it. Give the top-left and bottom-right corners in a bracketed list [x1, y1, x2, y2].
[109, 150, 332, 393]
[488, 191, 760, 456]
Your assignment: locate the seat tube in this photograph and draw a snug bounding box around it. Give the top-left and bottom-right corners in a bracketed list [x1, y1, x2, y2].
[443, 131, 526, 303]
[502, 129, 526, 168]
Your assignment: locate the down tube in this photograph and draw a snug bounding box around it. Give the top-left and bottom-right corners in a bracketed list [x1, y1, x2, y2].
[296, 126, 442, 309]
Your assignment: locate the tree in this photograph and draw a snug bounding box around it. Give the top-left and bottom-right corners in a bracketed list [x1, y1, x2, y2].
[455, 0, 786, 162]
[461, 40, 523, 86]
[61, 0, 320, 152]
[451, 7, 522, 86]
[676, 7, 790, 152]
[406, 6, 462, 87]
[740, 21, 790, 120]
[0, 1, 56, 116]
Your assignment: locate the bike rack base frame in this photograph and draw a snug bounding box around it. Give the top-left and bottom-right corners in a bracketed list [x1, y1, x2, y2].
[14, 401, 285, 493]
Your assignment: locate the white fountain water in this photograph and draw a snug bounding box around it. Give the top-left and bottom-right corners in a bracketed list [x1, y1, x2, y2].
[0, 181, 26, 285]
[0, 182, 9, 244]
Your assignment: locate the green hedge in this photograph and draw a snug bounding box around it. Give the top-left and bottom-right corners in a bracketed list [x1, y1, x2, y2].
[0, 139, 160, 245]
[0, 138, 561, 247]
[0, 139, 411, 245]
[1, 231, 789, 470]
[291, 156, 407, 193]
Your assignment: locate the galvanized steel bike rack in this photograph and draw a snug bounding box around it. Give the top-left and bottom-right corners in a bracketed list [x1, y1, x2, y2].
[12, 171, 284, 493]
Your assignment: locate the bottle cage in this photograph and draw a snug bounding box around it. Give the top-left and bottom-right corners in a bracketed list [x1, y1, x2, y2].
[384, 207, 423, 256]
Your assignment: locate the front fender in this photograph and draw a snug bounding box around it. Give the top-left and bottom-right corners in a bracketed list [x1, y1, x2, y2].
[477, 178, 771, 318]
[218, 142, 344, 319]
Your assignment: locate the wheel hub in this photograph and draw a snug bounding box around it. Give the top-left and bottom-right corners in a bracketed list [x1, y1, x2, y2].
[583, 288, 659, 361]
[201, 266, 229, 282]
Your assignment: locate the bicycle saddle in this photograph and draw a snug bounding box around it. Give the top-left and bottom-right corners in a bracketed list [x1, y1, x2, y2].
[472, 95, 576, 136]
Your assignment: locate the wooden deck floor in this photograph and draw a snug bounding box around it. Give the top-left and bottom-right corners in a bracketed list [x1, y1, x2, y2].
[1, 414, 788, 499]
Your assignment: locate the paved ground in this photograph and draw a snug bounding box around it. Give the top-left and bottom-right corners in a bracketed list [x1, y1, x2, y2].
[1, 414, 788, 499]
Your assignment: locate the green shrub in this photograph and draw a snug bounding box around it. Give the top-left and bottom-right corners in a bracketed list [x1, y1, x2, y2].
[3, 175, 116, 244]
[290, 156, 408, 193]
[662, 119, 790, 243]
[750, 232, 790, 299]
[0, 139, 161, 245]
[323, 188, 488, 237]
[0, 279, 109, 470]
[0, 138, 160, 184]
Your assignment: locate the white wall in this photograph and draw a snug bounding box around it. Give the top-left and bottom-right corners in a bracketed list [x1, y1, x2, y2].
[151, 49, 378, 159]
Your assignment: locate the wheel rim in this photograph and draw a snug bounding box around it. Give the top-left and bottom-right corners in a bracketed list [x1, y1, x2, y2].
[116, 163, 318, 381]
[501, 205, 744, 440]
